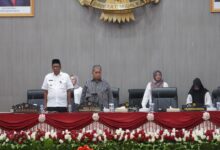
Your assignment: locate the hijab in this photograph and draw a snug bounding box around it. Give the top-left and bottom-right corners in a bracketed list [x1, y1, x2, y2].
[71, 75, 80, 89]
[188, 78, 208, 106]
[151, 70, 164, 88]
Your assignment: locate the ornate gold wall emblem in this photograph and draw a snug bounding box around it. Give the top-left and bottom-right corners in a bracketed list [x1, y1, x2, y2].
[79, 0, 160, 23]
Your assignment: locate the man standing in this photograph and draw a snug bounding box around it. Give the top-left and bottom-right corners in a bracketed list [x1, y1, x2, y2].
[42, 59, 73, 112]
[81, 65, 113, 109]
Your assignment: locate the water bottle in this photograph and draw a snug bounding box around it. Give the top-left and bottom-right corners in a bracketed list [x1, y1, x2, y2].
[149, 103, 155, 112]
[109, 103, 115, 112]
[68, 104, 72, 112]
[40, 105, 44, 114]
[10, 106, 14, 113]
[217, 102, 220, 110]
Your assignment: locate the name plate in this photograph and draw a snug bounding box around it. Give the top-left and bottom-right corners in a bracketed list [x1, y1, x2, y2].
[91, 0, 151, 10]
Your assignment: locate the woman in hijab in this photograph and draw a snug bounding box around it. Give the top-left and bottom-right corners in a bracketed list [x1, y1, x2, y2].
[70, 74, 83, 111]
[186, 78, 212, 107]
[141, 70, 168, 108]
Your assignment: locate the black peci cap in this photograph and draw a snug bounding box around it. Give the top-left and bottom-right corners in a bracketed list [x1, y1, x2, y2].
[52, 59, 61, 65]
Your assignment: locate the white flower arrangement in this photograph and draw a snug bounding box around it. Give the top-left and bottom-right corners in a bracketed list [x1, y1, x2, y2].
[2, 127, 220, 147]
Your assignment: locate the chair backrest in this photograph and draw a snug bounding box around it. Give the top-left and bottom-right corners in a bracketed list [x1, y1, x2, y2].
[111, 87, 119, 107]
[151, 87, 178, 111]
[27, 89, 44, 106]
[128, 89, 145, 108]
[27, 88, 119, 107]
[212, 87, 220, 106]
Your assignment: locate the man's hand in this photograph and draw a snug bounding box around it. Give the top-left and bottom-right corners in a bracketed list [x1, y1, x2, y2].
[67, 90, 72, 105]
[43, 90, 48, 111]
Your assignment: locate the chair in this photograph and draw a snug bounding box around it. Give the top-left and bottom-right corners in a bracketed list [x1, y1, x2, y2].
[151, 87, 178, 111]
[27, 89, 44, 106]
[112, 87, 119, 107]
[128, 89, 145, 108]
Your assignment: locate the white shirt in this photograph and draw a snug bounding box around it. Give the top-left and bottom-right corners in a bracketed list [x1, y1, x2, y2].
[141, 82, 169, 108]
[41, 72, 73, 107]
[73, 87, 83, 104]
[186, 92, 212, 106]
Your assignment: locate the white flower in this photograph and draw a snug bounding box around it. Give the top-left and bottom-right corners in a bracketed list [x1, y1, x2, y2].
[50, 131, 57, 139]
[206, 136, 209, 141]
[171, 132, 175, 137]
[198, 139, 203, 143]
[137, 128, 141, 133]
[124, 135, 128, 141]
[103, 134, 107, 142]
[172, 128, 176, 133]
[92, 113, 99, 121]
[116, 128, 123, 135]
[0, 133, 6, 141]
[98, 136, 102, 141]
[65, 130, 70, 134]
[202, 112, 210, 121]
[201, 135, 206, 140]
[217, 136, 220, 142]
[183, 137, 186, 142]
[175, 137, 182, 142]
[77, 133, 83, 141]
[64, 134, 72, 142]
[27, 135, 30, 140]
[155, 134, 159, 139]
[118, 135, 123, 141]
[93, 133, 98, 138]
[59, 139, 64, 144]
[82, 128, 86, 133]
[31, 132, 36, 140]
[125, 129, 130, 133]
[97, 129, 103, 135]
[182, 129, 186, 133]
[45, 132, 50, 139]
[147, 113, 154, 121]
[149, 137, 155, 143]
[38, 114, 46, 123]
[215, 129, 220, 134]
